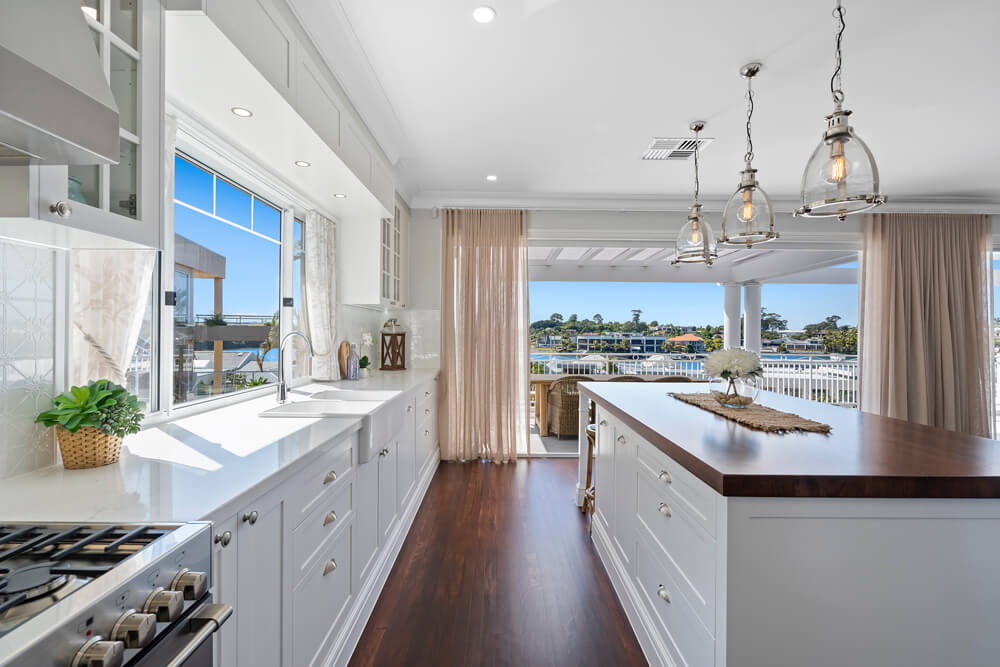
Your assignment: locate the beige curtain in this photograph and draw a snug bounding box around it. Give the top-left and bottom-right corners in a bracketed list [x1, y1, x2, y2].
[440, 209, 529, 462]
[302, 210, 338, 379]
[859, 213, 993, 436]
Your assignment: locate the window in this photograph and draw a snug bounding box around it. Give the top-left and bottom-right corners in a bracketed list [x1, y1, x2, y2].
[171, 153, 282, 406]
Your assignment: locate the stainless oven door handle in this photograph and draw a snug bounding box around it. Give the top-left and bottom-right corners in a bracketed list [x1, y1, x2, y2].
[164, 603, 233, 667]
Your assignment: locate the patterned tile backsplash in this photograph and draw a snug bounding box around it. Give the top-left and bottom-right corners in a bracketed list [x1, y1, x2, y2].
[0, 240, 57, 478]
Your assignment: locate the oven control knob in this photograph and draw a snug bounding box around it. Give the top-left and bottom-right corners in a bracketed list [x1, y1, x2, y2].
[71, 636, 125, 667]
[111, 609, 157, 648]
[143, 587, 184, 622]
[170, 568, 208, 600]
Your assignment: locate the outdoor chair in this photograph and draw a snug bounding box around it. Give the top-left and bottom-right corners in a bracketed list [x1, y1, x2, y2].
[654, 375, 693, 382]
[548, 376, 592, 439]
[608, 375, 646, 382]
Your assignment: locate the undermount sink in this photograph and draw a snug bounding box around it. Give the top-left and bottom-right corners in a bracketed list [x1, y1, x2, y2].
[259, 393, 407, 463]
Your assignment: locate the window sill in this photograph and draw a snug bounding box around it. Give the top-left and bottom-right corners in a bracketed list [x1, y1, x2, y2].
[141, 376, 313, 428]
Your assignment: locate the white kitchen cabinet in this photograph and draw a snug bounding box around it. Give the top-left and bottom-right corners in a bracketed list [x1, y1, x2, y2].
[341, 203, 408, 307]
[208, 374, 441, 667]
[235, 484, 285, 667]
[593, 406, 615, 533]
[377, 440, 398, 545]
[211, 515, 238, 667]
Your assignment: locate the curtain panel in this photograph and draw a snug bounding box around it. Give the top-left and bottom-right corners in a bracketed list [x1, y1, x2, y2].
[859, 213, 993, 436]
[440, 209, 530, 462]
[302, 210, 338, 380]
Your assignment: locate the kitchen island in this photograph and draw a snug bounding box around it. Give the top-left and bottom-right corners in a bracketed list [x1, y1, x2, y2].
[579, 381, 1000, 667]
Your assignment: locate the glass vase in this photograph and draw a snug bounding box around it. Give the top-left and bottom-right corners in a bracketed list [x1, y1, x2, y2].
[709, 375, 760, 409]
[346, 344, 360, 381]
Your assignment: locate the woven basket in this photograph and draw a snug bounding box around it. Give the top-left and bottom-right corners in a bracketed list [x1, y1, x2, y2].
[56, 426, 123, 469]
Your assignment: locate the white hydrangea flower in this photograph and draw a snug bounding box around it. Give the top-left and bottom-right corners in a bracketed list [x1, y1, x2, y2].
[703, 349, 762, 379]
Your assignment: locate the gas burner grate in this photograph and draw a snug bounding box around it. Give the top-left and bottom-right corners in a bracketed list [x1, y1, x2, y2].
[0, 524, 171, 565]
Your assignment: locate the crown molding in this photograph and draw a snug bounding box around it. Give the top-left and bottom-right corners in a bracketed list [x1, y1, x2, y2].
[411, 190, 1000, 214]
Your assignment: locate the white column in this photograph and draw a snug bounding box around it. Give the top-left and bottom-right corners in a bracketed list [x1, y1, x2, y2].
[743, 282, 762, 354]
[722, 283, 742, 350]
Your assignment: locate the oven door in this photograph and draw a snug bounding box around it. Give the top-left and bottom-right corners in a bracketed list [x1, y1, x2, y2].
[130, 600, 232, 667]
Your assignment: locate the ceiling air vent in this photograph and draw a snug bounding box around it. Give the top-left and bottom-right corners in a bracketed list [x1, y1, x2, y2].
[641, 136, 713, 161]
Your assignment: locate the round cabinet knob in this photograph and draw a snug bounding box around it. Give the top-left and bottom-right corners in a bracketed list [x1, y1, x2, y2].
[111, 610, 157, 649]
[658, 502, 672, 517]
[323, 559, 338, 576]
[617, 435, 626, 444]
[143, 588, 184, 622]
[171, 568, 208, 600]
[323, 470, 337, 485]
[599, 420, 608, 426]
[656, 585, 671, 603]
[406, 405, 413, 412]
[49, 201, 73, 218]
[658, 470, 672, 483]
[323, 511, 338, 526]
[72, 637, 124, 667]
[242, 510, 259, 525]
[214, 530, 232, 547]
[425, 391, 431, 397]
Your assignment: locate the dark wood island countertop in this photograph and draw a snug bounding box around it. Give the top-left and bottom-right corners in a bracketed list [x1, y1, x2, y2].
[580, 382, 1000, 498]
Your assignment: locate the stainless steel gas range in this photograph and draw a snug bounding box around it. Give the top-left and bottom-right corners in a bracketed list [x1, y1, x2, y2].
[0, 522, 230, 667]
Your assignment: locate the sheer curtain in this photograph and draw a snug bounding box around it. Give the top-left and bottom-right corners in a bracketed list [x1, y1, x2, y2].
[440, 208, 530, 462]
[859, 213, 993, 436]
[302, 210, 338, 380]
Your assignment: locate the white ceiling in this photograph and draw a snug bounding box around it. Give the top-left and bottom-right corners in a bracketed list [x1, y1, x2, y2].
[293, 0, 1000, 209]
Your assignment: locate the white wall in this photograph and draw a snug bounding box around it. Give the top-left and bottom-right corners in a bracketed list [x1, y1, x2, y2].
[0, 240, 58, 478]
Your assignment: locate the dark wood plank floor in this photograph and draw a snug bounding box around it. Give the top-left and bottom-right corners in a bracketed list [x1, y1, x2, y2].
[350, 459, 646, 667]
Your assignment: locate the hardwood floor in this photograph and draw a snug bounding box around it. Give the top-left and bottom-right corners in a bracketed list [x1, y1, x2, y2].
[350, 459, 646, 667]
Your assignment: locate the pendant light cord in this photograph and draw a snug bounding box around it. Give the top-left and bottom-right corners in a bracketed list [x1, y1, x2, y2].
[693, 128, 701, 204]
[830, 1, 846, 105]
[744, 76, 755, 165]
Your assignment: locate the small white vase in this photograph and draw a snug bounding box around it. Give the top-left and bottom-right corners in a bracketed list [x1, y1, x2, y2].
[359, 367, 371, 379]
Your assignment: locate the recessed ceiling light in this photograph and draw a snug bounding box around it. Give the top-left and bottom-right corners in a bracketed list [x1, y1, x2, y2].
[230, 106, 253, 117]
[472, 6, 496, 23]
[333, 193, 347, 199]
[294, 160, 311, 167]
[486, 174, 498, 182]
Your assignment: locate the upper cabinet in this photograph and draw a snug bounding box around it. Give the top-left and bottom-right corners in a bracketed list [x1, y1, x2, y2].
[340, 200, 409, 308]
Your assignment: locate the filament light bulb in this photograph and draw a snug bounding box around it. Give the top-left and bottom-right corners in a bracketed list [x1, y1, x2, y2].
[688, 220, 702, 245]
[824, 140, 848, 184]
[738, 189, 757, 223]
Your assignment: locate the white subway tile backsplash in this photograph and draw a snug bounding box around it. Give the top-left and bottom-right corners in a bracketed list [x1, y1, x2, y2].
[0, 241, 57, 478]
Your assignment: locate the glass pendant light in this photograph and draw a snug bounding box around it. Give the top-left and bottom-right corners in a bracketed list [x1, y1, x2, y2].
[672, 121, 718, 266]
[720, 62, 778, 247]
[796, 1, 885, 221]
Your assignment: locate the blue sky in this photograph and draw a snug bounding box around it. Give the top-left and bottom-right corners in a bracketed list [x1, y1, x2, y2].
[529, 282, 860, 329]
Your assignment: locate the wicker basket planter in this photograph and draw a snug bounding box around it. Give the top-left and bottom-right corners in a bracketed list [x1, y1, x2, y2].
[56, 426, 123, 469]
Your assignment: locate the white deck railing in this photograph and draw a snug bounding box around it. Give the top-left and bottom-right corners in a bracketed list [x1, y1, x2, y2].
[531, 352, 860, 408]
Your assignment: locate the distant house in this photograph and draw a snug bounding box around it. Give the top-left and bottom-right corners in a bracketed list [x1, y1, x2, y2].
[575, 333, 666, 353]
[786, 339, 825, 353]
[666, 333, 706, 353]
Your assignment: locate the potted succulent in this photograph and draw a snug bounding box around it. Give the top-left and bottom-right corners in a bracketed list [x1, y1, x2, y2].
[703, 349, 764, 408]
[35, 379, 144, 469]
[359, 355, 371, 378]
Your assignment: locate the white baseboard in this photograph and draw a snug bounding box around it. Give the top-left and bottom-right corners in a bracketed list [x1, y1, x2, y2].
[591, 520, 673, 667]
[325, 448, 440, 667]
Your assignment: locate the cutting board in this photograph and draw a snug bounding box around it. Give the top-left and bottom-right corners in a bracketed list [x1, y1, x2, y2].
[338, 341, 351, 378]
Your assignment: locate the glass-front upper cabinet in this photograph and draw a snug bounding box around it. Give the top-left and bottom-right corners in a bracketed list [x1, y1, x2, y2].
[43, 0, 162, 249]
[379, 206, 405, 306]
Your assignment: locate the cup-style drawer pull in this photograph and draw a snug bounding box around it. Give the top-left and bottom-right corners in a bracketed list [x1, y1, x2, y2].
[323, 511, 338, 526]
[323, 559, 337, 576]
[599, 420, 607, 426]
[616, 435, 626, 444]
[656, 585, 671, 603]
[214, 531, 232, 547]
[658, 502, 672, 517]
[323, 470, 337, 485]
[658, 470, 672, 483]
[242, 511, 258, 525]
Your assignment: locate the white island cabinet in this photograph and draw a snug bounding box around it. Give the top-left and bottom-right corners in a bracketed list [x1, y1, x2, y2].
[584, 382, 1000, 667]
[207, 374, 440, 667]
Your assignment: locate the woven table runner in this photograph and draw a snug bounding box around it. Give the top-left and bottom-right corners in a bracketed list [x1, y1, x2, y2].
[671, 393, 832, 434]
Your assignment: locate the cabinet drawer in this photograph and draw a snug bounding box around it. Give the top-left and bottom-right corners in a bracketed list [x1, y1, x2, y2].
[286, 434, 356, 529]
[636, 438, 717, 538]
[292, 480, 353, 584]
[292, 525, 353, 667]
[634, 532, 715, 667]
[415, 420, 437, 477]
[636, 472, 716, 634]
[416, 380, 436, 415]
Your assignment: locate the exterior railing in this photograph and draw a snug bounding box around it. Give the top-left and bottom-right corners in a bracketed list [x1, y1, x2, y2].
[530, 351, 859, 408]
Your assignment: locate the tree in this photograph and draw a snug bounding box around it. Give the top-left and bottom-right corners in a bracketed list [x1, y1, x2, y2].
[760, 308, 788, 333]
[631, 309, 642, 328]
[593, 313, 603, 325]
[567, 313, 578, 324]
[550, 313, 564, 324]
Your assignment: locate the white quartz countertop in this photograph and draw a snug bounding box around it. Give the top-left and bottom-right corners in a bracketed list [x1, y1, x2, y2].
[0, 369, 438, 523]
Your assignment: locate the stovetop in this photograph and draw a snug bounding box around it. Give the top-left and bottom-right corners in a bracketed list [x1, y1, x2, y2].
[0, 523, 176, 637]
